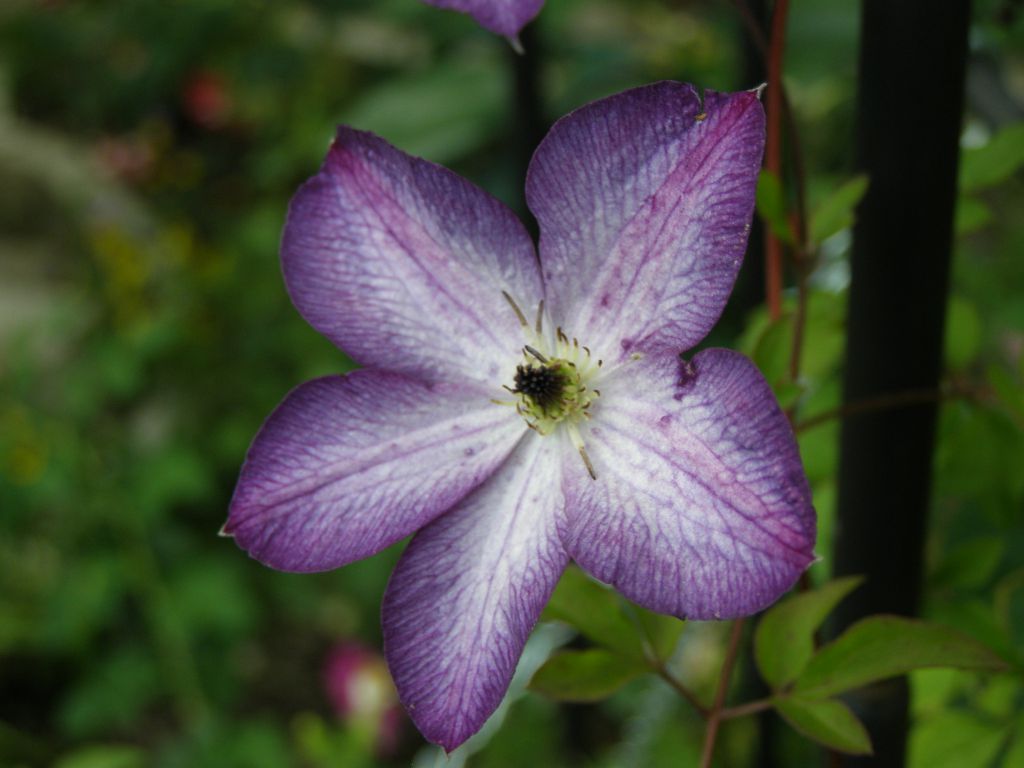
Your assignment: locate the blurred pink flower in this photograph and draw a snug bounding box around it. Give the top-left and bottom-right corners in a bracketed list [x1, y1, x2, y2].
[323, 643, 403, 755]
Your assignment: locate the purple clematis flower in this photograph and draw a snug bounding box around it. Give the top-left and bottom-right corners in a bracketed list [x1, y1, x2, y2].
[421, 0, 543, 39]
[224, 81, 816, 751]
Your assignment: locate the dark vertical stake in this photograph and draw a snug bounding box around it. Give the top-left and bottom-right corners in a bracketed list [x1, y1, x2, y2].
[833, 2, 971, 766]
[722, 0, 769, 334]
[508, 22, 545, 242]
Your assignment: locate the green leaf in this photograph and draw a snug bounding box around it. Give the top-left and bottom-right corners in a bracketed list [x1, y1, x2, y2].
[756, 170, 795, 245]
[810, 174, 869, 244]
[987, 364, 1024, 422]
[54, 745, 145, 768]
[959, 122, 1024, 193]
[749, 312, 792, 387]
[755, 576, 862, 689]
[795, 616, 1010, 698]
[943, 297, 982, 371]
[954, 195, 993, 236]
[908, 710, 1008, 768]
[931, 536, 1004, 590]
[528, 649, 648, 702]
[775, 696, 872, 755]
[342, 57, 504, 164]
[544, 566, 644, 660]
[634, 608, 686, 663]
[1003, 713, 1024, 768]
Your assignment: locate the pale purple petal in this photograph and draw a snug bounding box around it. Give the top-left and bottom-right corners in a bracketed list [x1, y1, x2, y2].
[225, 371, 525, 572]
[422, 0, 544, 38]
[527, 82, 765, 364]
[383, 435, 567, 751]
[560, 350, 815, 620]
[283, 127, 542, 385]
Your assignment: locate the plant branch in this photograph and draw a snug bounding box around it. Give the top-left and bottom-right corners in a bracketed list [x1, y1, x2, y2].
[621, 598, 711, 718]
[794, 384, 978, 434]
[720, 696, 776, 720]
[763, 0, 790, 321]
[655, 663, 710, 718]
[699, 618, 746, 768]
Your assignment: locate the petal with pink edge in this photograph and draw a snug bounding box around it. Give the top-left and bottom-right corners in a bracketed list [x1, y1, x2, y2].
[560, 349, 816, 620]
[283, 127, 542, 385]
[422, 0, 544, 38]
[527, 82, 765, 364]
[383, 434, 568, 751]
[224, 371, 525, 572]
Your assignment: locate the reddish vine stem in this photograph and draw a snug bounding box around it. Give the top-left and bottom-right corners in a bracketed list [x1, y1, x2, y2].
[793, 385, 977, 434]
[763, 0, 790, 321]
[699, 618, 746, 768]
[730, 0, 808, 249]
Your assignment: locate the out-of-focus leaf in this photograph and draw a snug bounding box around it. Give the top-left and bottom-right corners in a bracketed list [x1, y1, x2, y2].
[974, 675, 1020, 719]
[954, 195, 993, 235]
[944, 297, 982, 371]
[543, 566, 643, 660]
[41, 556, 124, 652]
[775, 696, 872, 755]
[931, 536, 1004, 590]
[929, 598, 1020, 669]
[795, 616, 1010, 698]
[168, 557, 257, 638]
[634, 608, 685, 664]
[755, 576, 862, 689]
[57, 647, 159, 738]
[987, 364, 1024, 422]
[810, 174, 869, 244]
[908, 710, 1008, 768]
[1004, 714, 1024, 768]
[54, 745, 145, 768]
[342, 57, 504, 164]
[749, 312, 792, 389]
[959, 123, 1024, 193]
[756, 170, 796, 245]
[529, 649, 647, 702]
[739, 291, 846, 400]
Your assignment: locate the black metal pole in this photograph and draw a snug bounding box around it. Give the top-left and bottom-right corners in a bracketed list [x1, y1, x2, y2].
[832, 2, 971, 766]
[507, 22, 545, 240]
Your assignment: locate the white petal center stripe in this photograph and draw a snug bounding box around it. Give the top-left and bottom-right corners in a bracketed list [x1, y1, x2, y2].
[383, 435, 568, 751]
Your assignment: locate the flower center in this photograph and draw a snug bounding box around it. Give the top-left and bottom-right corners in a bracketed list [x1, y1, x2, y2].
[510, 344, 599, 434]
[499, 292, 602, 479]
[513, 362, 565, 411]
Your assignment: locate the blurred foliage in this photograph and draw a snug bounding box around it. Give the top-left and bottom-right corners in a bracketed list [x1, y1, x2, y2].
[0, 0, 1022, 766]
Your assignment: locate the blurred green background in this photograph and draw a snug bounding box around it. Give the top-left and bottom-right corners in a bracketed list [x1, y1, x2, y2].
[1, 1, 1023, 766]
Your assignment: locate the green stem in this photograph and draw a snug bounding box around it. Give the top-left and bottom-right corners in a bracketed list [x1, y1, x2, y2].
[699, 619, 746, 768]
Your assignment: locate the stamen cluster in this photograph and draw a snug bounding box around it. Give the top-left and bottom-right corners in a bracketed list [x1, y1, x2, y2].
[513, 363, 565, 412]
[499, 292, 602, 479]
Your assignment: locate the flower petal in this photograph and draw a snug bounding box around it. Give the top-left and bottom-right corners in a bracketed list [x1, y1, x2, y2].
[383, 434, 567, 750]
[225, 371, 525, 572]
[526, 82, 765, 363]
[561, 349, 815, 620]
[421, 0, 545, 38]
[283, 127, 542, 384]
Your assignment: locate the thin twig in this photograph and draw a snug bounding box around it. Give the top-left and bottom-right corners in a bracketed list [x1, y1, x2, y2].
[655, 663, 711, 718]
[763, 0, 790, 321]
[720, 696, 776, 721]
[699, 619, 746, 768]
[793, 386, 972, 434]
[619, 598, 711, 718]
